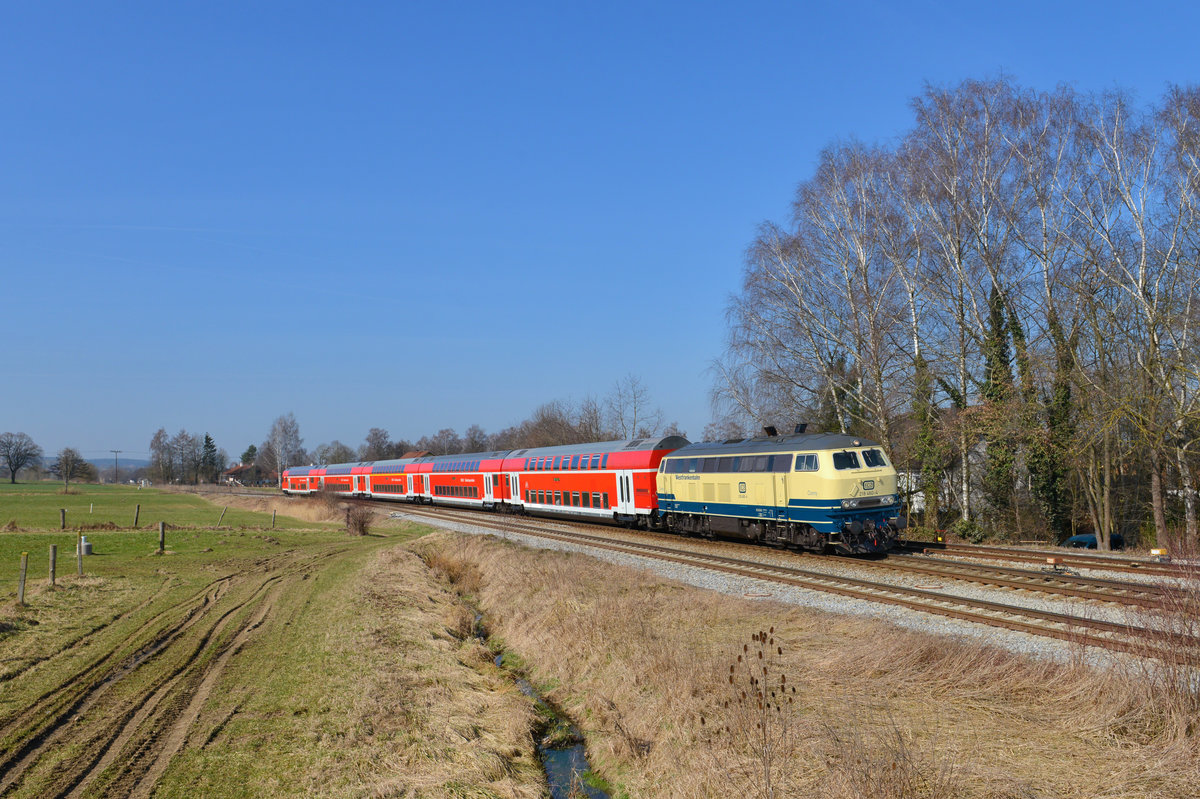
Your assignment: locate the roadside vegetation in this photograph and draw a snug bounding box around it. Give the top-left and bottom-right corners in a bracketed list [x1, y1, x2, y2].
[418, 532, 1200, 798]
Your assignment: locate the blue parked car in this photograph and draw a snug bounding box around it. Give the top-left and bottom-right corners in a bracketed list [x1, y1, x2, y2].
[1060, 533, 1124, 550]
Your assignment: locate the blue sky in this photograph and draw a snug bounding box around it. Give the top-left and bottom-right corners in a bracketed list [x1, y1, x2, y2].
[4, 1, 1199, 462]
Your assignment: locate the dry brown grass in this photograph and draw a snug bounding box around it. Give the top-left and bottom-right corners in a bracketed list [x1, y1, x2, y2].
[1122, 544, 1200, 743]
[414, 532, 1200, 798]
[215, 492, 345, 524]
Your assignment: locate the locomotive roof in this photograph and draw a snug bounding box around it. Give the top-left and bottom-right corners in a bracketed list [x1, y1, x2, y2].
[666, 433, 882, 457]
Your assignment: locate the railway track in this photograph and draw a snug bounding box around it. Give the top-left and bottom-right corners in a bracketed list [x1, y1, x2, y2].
[854, 553, 1170, 609]
[391, 504, 1197, 663]
[900, 539, 1191, 578]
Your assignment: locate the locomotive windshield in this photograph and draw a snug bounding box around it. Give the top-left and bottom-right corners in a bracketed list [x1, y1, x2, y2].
[833, 451, 861, 470]
[862, 448, 888, 467]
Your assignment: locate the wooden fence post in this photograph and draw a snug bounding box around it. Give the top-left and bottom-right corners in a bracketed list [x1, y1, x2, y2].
[133, 504, 140, 528]
[49, 545, 57, 589]
[218, 506, 228, 526]
[158, 521, 166, 554]
[18, 552, 28, 606]
[271, 510, 277, 529]
[60, 508, 66, 530]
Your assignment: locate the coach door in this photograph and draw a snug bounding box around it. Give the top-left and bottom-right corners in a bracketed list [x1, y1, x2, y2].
[509, 473, 521, 505]
[616, 470, 635, 515]
[484, 474, 493, 503]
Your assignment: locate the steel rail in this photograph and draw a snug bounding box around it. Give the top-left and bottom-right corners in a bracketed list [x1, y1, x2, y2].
[394, 505, 1198, 663]
[844, 553, 1168, 609]
[899, 540, 1188, 578]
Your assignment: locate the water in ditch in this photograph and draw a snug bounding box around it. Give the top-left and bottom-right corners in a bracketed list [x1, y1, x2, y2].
[476, 616, 609, 798]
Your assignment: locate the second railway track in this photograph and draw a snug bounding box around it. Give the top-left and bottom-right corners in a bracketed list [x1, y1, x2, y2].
[389, 503, 1197, 664]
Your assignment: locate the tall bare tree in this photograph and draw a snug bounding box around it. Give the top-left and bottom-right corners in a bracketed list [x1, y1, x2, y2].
[0, 432, 42, 483]
[314, 440, 356, 464]
[359, 427, 393, 461]
[606, 374, 663, 438]
[266, 413, 304, 486]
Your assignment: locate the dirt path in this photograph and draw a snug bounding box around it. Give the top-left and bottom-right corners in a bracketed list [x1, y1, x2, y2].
[0, 546, 346, 798]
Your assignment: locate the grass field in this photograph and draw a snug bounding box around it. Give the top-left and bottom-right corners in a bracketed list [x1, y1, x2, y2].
[0, 484, 546, 797]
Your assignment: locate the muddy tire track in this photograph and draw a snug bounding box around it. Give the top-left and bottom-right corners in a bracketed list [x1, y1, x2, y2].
[0, 578, 237, 793]
[0, 575, 176, 685]
[0, 546, 347, 798]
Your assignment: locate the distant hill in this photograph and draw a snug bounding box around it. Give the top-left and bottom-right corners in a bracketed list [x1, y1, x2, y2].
[87, 457, 150, 469]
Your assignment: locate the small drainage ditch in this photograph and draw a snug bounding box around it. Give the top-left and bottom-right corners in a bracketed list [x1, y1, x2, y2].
[474, 615, 610, 799]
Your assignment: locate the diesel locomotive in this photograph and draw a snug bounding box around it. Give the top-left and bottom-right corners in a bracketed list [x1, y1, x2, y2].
[282, 429, 904, 554]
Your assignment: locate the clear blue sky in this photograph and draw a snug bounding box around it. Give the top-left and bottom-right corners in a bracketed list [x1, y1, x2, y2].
[4, 1, 1198, 462]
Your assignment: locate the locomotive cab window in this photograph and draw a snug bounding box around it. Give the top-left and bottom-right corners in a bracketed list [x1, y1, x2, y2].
[795, 453, 819, 471]
[862, 449, 888, 468]
[833, 451, 861, 470]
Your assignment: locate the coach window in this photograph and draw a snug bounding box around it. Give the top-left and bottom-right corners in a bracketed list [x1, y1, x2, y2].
[833, 451, 861, 470]
[552, 491, 561, 505]
[602, 493, 610, 509]
[569, 455, 578, 469]
[581, 492, 591, 507]
[591, 455, 601, 469]
[601, 454, 608, 468]
[571, 492, 580, 506]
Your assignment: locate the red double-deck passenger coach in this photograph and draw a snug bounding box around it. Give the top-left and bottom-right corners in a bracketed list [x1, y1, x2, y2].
[283, 436, 688, 528]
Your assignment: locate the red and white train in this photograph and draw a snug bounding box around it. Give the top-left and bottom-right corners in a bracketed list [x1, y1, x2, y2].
[282, 436, 688, 527]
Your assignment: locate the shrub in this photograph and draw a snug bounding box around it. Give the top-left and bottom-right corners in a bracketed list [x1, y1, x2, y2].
[948, 518, 985, 543]
[345, 505, 372, 536]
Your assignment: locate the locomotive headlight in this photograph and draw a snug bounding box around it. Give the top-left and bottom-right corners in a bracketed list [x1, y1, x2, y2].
[841, 498, 859, 509]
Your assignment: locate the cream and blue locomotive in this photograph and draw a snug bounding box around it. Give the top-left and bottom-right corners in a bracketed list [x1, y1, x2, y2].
[655, 431, 904, 554]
